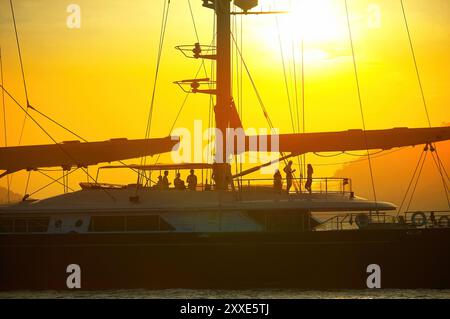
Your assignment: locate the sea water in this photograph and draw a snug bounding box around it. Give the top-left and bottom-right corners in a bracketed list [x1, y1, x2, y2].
[0, 289, 449, 299]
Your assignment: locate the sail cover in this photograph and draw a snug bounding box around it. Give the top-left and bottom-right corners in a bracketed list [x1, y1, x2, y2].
[243, 126, 450, 154]
[0, 136, 179, 174]
[1, 126, 449, 176]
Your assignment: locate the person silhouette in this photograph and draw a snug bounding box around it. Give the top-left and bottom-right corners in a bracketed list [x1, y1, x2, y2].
[174, 173, 186, 190]
[273, 169, 283, 194]
[162, 170, 170, 189]
[283, 161, 296, 194]
[154, 175, 164, 189]
[186, 169, 198, 191]
[305, 164, 314, 194]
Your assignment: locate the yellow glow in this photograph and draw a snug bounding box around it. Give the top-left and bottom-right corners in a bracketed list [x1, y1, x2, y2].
[302, 48, 330, 63]
[0, 0, 449, 201]
[288, 0, 348, 43]
[251, 0, 350, 63]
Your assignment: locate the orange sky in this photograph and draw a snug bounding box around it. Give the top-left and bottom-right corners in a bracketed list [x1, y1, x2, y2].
[0, 0, 449, 201]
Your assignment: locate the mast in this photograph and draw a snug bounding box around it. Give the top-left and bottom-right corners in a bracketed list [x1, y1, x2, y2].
[214, 0, 232, 189]
[202, 0, 233, 189]
[215, 0, 231, 157]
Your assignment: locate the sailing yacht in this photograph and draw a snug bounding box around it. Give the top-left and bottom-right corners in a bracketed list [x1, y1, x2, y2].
[0, 0, 449, 290]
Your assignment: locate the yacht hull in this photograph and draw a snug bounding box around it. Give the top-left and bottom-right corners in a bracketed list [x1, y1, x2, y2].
[1, 228, 449, 290]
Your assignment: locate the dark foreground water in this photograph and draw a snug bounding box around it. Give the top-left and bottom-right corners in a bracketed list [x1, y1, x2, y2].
[0, 289, 449, 299]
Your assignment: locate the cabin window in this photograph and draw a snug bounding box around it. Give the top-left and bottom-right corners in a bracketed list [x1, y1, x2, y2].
[126, 215, 175, 231]
[14, 219, 27, 232]
[126, 215, 158, 231]
[268, 212, 304, 232]
[0, 217, 49, 233]
[0, 218, 13, 233]
[246, 210, 307, 232]
[89, 215, 175, 232]
[89, 216, 126, 232]
[27, 218, 50, 232]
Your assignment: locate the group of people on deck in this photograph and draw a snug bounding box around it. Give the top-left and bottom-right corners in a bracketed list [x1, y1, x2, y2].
[154, 169, 198, 191]
[274, 161, 314, 194]
[152, 162, 312, 193]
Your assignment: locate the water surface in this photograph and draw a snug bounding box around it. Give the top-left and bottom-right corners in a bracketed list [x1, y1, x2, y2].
[1, 289, 449, 299]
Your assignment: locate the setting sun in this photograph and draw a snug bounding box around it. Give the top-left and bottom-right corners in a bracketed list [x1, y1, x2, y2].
[0, 0, 449, 296]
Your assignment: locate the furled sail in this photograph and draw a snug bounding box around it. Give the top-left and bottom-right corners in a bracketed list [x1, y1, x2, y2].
[243, 126, 450, 154]
[0, 136, 179, 176]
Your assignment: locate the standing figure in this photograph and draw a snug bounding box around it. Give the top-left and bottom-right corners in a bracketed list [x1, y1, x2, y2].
[162, 170, 171, 189]
[186, 169, 198, 191]
[273, 169, 283, 194]
[283, 161, 296, 194]
[305, 164, 314, 194]
[174, 173, 186, 190]
[154, 175, 164, 189]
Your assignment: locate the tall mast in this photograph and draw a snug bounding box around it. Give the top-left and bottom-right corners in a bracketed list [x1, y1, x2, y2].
[201, 0, 233, 189]
[214, 0, 232, 189]
[215, 0, 231, 158]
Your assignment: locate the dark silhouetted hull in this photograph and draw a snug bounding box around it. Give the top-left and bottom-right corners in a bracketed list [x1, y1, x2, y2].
[1, 228, 449, 290]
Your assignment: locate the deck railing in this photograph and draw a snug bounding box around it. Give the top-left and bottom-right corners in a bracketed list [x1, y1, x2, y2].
[315, 210, 450, 231]
[237, 177, 353, 196]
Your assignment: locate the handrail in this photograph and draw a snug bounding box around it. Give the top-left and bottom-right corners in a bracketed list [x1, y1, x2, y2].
[316, 210, 450, 231]
[239, 177, 352, 195]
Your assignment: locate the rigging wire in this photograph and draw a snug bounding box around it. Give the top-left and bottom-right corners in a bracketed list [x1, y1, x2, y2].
[312, 150, 386, 158]
[275, 17, 296, 134]
[397, 148, 426, 215]
[28, 168, 80, 198]
[138, 0, 171, 186]
[232, 4, 238, 178]
[292, 41, 300, 136]
[345, 150, 385, 157]
[28, 104, 86, 142]
[141, 0, 170, 160]
[404, 150, 428, 212]
[430, 150, 450, 207]
[431, 150, 450, 191]
[344, 0, 378, 207]
[313, 152, 345, 158]
[231, 32, 302, 192]
[151, 3, 216, 169]
[433, 148, 450, 184]
[246, 146, 406, 168]
[289, 3, 304, 180]
[0, 47, 11, 203]
[432, 146, 450, 187]
[314, 147, 407, 167]
[312, 149, 386, 159]
[6, 1, 114, 200]
[231, 32, 275, 130]
[1, 84, 151, 186]
[144, 0, 171, 140]
[166, 61, 208, 135]
[235, 9, 245, 182]
[300, 20, 307, 178]
[207, 13, 216, 178]
[400, 0, 449, 209]
[37, 169, 75, 193]
[0, 86, 116, 201]
[188, 0, 211, 82]
[275, 14, 302, 191]
[400, 0, 431, 127]
[23, 170, 31, 199]
[9, 0, 29, 145]
[238, 14, 244, 181]
[188, 0, 200, 43]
